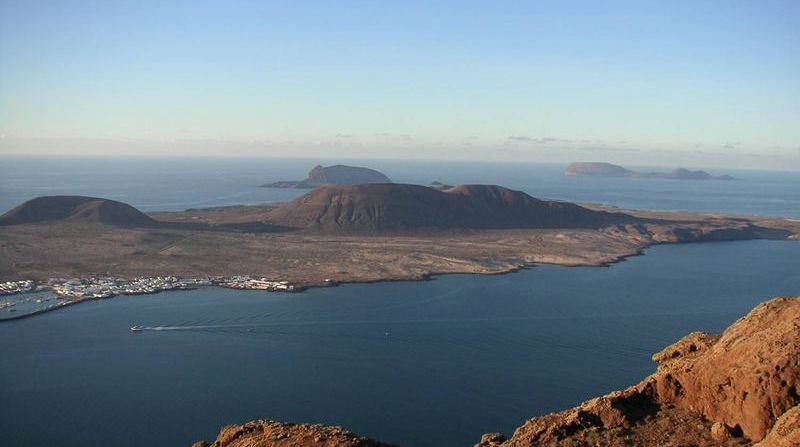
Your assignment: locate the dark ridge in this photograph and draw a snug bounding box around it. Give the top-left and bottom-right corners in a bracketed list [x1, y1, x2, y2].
[0, 196, 158, 227]
[636, 168, 735, 180]
[266, 183, 630, 233]
[565, 162, 735, 180]
[565, 162, 634, 177]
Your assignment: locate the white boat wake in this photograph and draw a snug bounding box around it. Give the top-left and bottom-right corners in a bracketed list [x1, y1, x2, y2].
[134, 324, 258, 331]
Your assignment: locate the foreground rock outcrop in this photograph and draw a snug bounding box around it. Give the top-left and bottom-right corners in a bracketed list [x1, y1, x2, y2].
[477, 296, 800, 447]
[192, 420, 394, 447]
[194, 297, 800, 447]
[757, 405, 800, 447]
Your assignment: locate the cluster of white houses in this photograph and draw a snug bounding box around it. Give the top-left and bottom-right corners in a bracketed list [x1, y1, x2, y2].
[47, 275, 297, 299]
[217, 276, 295, 291]
[0, 275, 300, 319]
[49, 276, 211, 299]
[0, 280, 36, 296]
[2, 275, 298, 302]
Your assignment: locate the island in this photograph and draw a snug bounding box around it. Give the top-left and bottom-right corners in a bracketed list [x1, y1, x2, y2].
[1, 186, 798, 320]
[429, 181, 454, 190]
[192, 295, 800, 447]
[260, 164, 392, 188]
[564, 162, 636, 177]
[565, 162, 735, 180]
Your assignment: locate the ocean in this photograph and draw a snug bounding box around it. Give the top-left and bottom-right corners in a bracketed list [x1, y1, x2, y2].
[1, 156, 798, 217]
[0, 241, 798, 446]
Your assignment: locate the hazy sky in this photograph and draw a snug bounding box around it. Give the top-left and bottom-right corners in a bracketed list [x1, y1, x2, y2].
[1, 1, 799, 169]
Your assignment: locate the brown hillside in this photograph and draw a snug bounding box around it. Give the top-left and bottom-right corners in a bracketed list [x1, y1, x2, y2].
[0, 196, 157, 227]
[266, 183, 628, 232]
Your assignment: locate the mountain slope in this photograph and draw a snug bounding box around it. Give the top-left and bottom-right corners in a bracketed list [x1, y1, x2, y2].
[266, 183, 627, 232]
[0, 196, 157, 227]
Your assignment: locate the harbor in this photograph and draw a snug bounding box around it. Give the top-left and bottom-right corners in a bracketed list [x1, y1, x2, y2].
[0, 275, 299, 321]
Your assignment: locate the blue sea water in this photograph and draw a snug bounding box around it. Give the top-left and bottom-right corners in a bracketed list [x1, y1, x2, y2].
[0, 156, 798, 217]
[1, 241, 799, 447]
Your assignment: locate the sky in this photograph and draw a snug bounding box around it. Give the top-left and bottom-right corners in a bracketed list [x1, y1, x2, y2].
[1, 0, 799, 170]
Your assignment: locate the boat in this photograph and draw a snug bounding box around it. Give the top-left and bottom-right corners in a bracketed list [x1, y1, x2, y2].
[130, 325, 143, 332]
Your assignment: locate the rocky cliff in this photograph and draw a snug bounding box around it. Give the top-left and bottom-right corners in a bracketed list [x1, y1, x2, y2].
[477, 296, 800, 447]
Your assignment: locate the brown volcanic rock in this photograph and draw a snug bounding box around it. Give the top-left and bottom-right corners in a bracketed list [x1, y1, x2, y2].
[192, 420, 394, 447]
[756, 405, 800, 447]
[0, 195, 157, 227]
[266, 183, 627, 232]
[650, 297, 800, 440]
[477, 296, 800, 447]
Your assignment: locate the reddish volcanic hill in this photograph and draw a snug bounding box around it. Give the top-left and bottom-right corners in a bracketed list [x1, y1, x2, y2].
[266, 183, 628, 232]
[476, 296, 800, 447]
[0, 196, 158, 227]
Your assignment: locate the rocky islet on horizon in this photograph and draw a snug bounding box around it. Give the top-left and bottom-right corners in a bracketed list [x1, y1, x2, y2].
[260, 164, 393, 188]
[565, 162, 735, 180]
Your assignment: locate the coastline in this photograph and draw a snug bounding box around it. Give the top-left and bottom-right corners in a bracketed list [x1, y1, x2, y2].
[1, 235, 794, 322]
[0, 276, 304, 322]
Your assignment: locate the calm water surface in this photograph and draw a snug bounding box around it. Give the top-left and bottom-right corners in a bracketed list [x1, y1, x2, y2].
[1, 156, 798, 217]
[1, 240, 798, 447]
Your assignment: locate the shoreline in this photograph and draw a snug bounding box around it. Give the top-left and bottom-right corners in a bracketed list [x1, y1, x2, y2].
[2, 237, 786, 323]
[0, 276, 305, 322]
[3, 201, 799, 322]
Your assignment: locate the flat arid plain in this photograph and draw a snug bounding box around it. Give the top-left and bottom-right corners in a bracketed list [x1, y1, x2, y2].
[1, 195, 797, 286]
